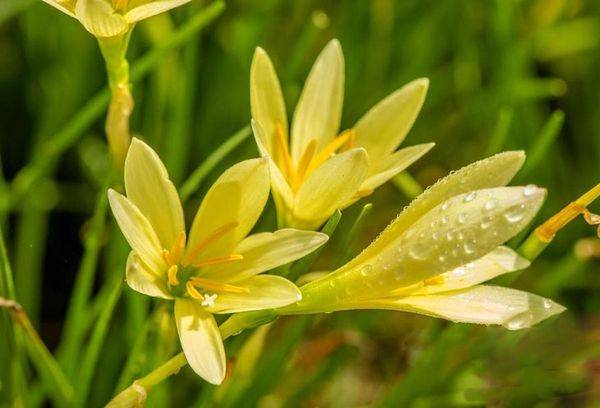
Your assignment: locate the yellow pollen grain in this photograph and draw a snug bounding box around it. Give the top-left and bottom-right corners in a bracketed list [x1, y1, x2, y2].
[189, 277, 249, 294]
[167, 265, 179, 286]
[186, 281, 205, 301]
[193, 254, 244, 268]
[182, 222, 239, 266]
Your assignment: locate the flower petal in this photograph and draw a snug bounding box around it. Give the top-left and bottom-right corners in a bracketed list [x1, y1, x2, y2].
[201, 229, 329, 282]
[360, 143, 434, 191]
[339, 151, 526, 274]
[124, 0, 191, 23]
[108, 189, 165, 272]
[250, 48, 288, 157]
[407, 246, 529, 295]
[363, 285, 565, 330]
[293, 148, 369, 229]
[125, 138, 185, 249]
[41, 0, 76, 17]
[354, 78, 429, 159]
[175, 299, 226, 384]
[75, 0, 128, 38]
[125, 252, 172, 299]
[187, 158, 270, 259]
[204, 275, 301, 314]
[290, 40, 344, 164]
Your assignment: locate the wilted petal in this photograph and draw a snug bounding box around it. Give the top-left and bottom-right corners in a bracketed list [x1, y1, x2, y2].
[125, 138, 184, 249]
[360, 143, 434, 191]
[291, 40, 344, 164]
[339, 151, 526, 274]
[202, 229, 328, 282]
[363, 285, 565, 329]
[108, 189, 165, 272]
[125, 252, 172, 299]
[75, 0, 128, 38]
[294, 148, 368, 229]
[204, 275, 301, 314]
[407, 246, 529, 295]
[354, 78, 429, 159]
[125, 0, 191, 23]
[250, 48, 288, 157]
[175, 299, 226, 384]
[188, 158, 270, 259]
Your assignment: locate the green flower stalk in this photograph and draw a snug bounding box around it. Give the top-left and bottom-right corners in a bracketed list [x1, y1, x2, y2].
[282, 151, 565, 329]
[41, 0, 192, 166]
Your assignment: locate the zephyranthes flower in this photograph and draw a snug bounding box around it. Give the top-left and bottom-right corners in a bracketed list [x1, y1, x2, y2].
[284, 151, 565, 329]
[41, 0, 190, 38]
[108, 138, 328, 384]
[250, 39, 434, 230]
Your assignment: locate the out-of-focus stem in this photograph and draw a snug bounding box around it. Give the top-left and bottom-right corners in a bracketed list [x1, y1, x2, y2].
[518, 182, 600, 261]
[99, 33, 134, 169]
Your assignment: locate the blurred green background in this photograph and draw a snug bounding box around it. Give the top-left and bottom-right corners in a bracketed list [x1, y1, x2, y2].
[1, 0, 599, 406]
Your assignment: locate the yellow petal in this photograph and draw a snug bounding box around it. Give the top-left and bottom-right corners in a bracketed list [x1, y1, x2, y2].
[407, 246, 529, 295]
[124, 0, 191, 23]
[293, 148, 368, 229]
[290, 39, 344, 164]
[125, 252, 172, 299]
[41, 0, 76, 17]
[187, 158, 270, 259]
[204, 275, 301, 314]
[124, 138, 185, 249]
[354, 78, 429, 159]
[108, 189, 165, 272]
[201, 229, 329, 282]
[174, 299, 226, 384]
[360, 143, 434, 191]
[339, 151, 526, 275]
[75, 0, 128, 38]
[299, 186, 545, 307]
[250, 48, 288, 156]
[363, 285, 565, 329]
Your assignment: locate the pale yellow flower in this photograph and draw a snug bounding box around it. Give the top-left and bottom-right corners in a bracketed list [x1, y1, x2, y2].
[108, 138, 328, 384]
[41, 0, 190, 38]
[284, 151, 565, 330]
[251, 39, 434, 229]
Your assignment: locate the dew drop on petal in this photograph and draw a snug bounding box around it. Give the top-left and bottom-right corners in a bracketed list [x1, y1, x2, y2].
[464, 191, 477, 202]
[458, 213, 467, 224]
[441, 201, 451, 211]
[504, 204, 526, 223]
[480, 216, 493, 229]
[484, 199, 497, 211]
[463, 241, 475, 254]
[523, 184, 537, 197]
[360, 264, 373, 276]
[543, 299, 553, 309]
[409, 244, 428, 260]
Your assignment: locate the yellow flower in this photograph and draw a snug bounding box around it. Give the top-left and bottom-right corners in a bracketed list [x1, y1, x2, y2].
[41, 0, 190, 38]
[250, 39, 434, 229]
[284, 151, 565, 330]
[108, 138, 328, 384]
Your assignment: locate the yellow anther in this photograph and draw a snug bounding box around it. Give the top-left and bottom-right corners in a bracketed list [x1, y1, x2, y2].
[163, 249, 173, 266]
[193, 254, 244, 268]
[189, 277, 249, 294]
[167, 265, 179, 286]
[272, 123, 295, 182]
[186, 281, 205, 301]
[182, 222, 239, 266]
[305, 130, 355, 176]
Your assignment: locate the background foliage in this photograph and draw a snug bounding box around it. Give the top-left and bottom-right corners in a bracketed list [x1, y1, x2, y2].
[0, 0, 599, 406]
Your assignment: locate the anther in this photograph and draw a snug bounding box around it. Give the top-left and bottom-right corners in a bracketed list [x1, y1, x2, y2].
[186, 281, 205, 301]
[167, 265, 179, 286]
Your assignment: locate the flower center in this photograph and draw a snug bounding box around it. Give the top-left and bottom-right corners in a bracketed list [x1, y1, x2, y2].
[162, 224, 247, 305]
[272, 123, 355, 192]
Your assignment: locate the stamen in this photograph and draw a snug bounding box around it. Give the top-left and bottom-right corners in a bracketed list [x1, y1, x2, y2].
[169, 231, 186, 265]
[182, 222, 239, 266]
[272, 123, 295, 182]
[186, 281, 205, 301]
[193, 254, 244, 268]
[305, 130, 355, 177]
[190, 277, 249, 294]
[293, 139, 317, 191]
[167, 265, 179, 286]
[163, 249, 173, 266]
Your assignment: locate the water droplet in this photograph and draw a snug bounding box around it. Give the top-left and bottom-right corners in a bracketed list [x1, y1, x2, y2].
[451, 248, 459, 257]
[453, 266, 467, 276]
[438, 254, 447, 263]
[432, 231, 441, 241]
[446, 230, 455, 241]
[329, 281, 336, 288]
[464, 191, 477, 202]
[409, 244, 428, 260]
[504, 205, 526, 223]
[458, 213, 467, 224]
[441, 215, 449, 224]
[543, 299, 553, 309]
[457, 231, 465, 241]
[360, 265, 373, 276]
[480, 216, 493, 229]
[523, 184, 537, 197]
[441, 201, 451, 211]
[484, 199, 496, 211]
[463, 241, 475, 254]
